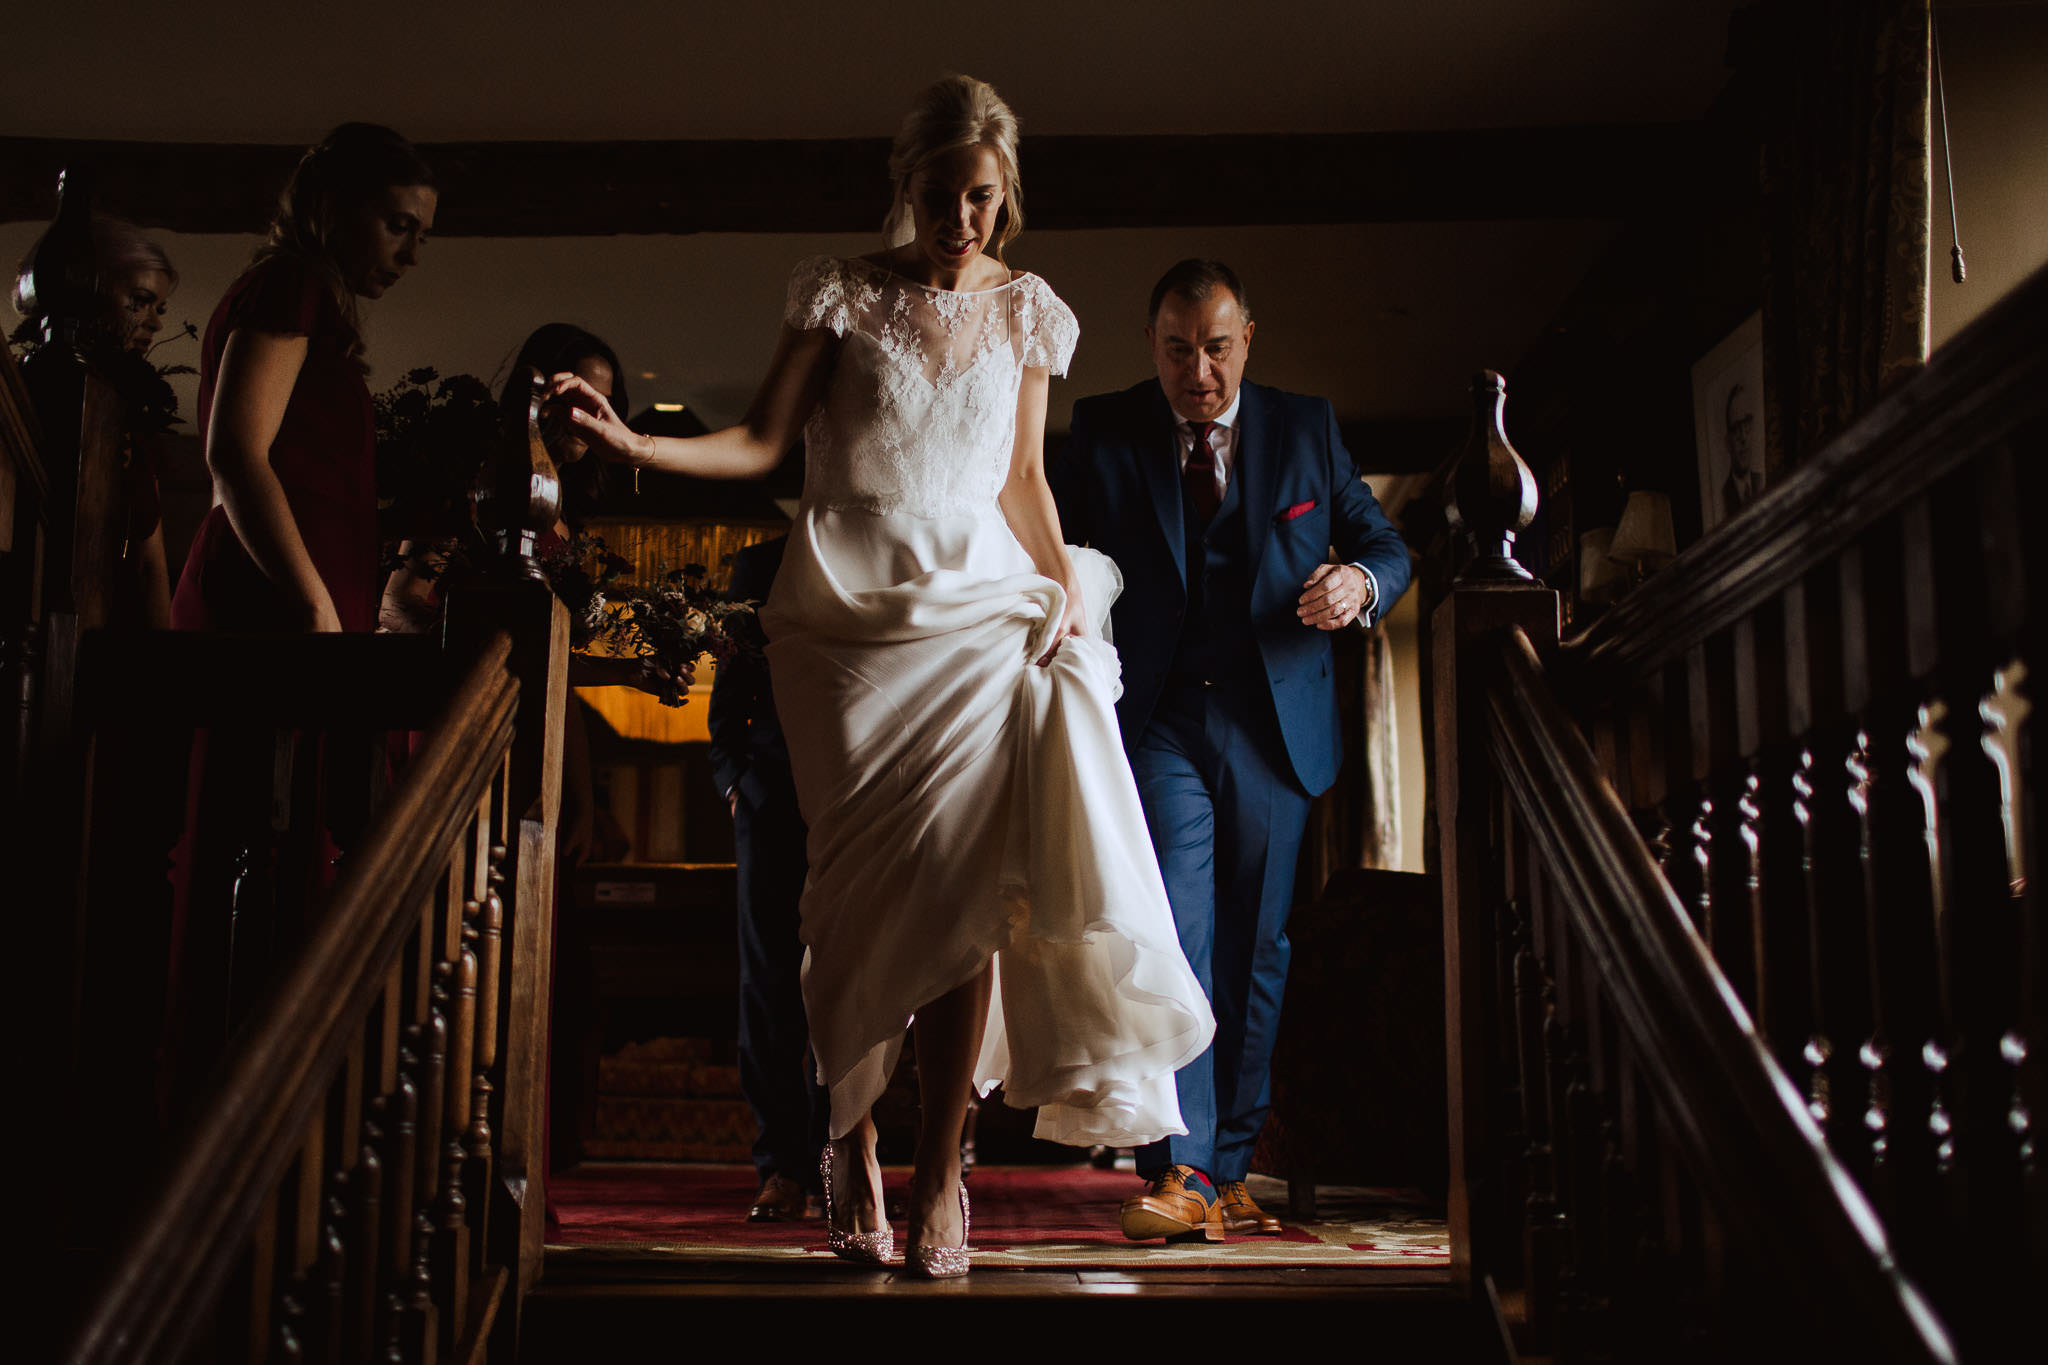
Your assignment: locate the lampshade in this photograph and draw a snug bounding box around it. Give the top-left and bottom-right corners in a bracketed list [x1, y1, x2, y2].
[1609, 491, 1677, 569]
[1580, 528, 1626, 604]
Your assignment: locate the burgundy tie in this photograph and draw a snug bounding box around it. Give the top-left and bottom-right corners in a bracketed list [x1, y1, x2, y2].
[1182, 421, 1220, 529]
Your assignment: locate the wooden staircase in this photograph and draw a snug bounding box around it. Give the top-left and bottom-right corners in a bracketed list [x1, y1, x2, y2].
[1427, 262, 2048, 1360]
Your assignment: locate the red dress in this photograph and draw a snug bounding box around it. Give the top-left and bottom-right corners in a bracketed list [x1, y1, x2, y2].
[160, 256, 376, 1117]
[171, 255, 379, 632]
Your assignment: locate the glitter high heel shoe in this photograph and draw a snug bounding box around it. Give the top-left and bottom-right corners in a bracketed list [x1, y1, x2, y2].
[820, 1140, 893, 1266]
[905, 1180, 971, 1279]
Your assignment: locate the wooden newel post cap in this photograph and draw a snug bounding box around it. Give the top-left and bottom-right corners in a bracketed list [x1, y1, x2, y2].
[13, 166, 102, 353]
[1444, 369, 1538, 585]
[475, 366, 563, 581]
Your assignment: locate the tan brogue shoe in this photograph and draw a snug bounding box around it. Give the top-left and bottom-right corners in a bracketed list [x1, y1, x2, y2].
[748, 1172, 808, 1223]
[1119, 1165, 1226, 1243]
[1216, 1180, 1283, 1235]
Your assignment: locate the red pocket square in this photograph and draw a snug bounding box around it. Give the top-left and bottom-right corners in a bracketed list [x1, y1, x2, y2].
[1280, 499, 1317, 522]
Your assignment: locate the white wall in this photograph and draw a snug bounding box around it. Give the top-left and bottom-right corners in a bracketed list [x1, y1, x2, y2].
[1929, 3, 2048, 350]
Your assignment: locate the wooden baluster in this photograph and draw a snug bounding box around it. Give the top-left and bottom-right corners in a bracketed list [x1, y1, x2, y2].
[1845, 522, 1945, 1279]
[402, 1207, 436, 1363]
[1698, 629, 1759, 1016]
[2008, 427, 2048, 1302]
[1742, 598, 1813, 1077]
[349, 1111, 384, 1363]
[1540, 972, 1579, 1354]
[417, 968, 450, 1214]
[435, 938, 478, 1351]
[383, 1051, 419, 1356]
[400, 911, 450, 1360]
[465, 841, 506, 1273]
[243, 1186, 280, 1365]
[1792, 564, 1875, 1175]
[1513, 883, 1558, 1349]
[274, 1118, 324, 1361]
[1927, 453, 2031, 1346]
[1660, 657, 1702, 927]
[1630, 673, 1675, 871]
[1564, 1069, 1611, 1359]
[1545, 909, 1587, 1358]
[2002, 644, 2046, 1287]
[314, 1174, 347, 1364]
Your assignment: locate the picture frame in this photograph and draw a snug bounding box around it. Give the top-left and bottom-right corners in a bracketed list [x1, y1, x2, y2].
[1692, 311, 1766, 535]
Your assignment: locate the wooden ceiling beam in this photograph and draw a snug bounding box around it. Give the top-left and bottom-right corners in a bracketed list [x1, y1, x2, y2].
[1, 124, 1692, 237]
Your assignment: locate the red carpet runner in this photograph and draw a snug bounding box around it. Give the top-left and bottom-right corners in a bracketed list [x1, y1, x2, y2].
[549, 1163, 1449, 1268]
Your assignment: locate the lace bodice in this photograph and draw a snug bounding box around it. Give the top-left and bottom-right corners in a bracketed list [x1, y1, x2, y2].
[784, 255, 1079, 518]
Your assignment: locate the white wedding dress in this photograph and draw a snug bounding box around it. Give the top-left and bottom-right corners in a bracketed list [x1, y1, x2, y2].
[760, 255, 1214, 1147]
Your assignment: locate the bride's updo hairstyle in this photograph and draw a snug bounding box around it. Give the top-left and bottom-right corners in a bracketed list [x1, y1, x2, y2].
[882, 76, 1025, 259]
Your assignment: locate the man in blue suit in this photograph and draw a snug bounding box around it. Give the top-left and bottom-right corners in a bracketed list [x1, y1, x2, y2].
[709, 534, 829, 1222]
[1052, 260, 1410, 1242]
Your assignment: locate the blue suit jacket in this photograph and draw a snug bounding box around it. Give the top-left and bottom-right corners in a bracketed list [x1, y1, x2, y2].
[708, 535, 793, 807]
[1052, 379, 1410, 797]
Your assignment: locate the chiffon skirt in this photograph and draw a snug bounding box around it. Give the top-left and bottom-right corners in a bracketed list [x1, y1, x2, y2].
[760, 504, 1213, 1147]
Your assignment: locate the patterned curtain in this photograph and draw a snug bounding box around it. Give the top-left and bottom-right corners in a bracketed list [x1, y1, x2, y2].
[1758, 0, 1932, 469]
[581, 517, 783, 593]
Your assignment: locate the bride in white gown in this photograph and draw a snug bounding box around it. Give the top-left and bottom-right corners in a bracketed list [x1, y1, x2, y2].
[550, 75, 1212, 1277]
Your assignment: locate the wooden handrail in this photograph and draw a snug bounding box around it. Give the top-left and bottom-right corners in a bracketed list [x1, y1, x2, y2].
[1566, 260, 2048, 686]
[63, 632, 519, 1365]
[1483, 624, 1953, 1363]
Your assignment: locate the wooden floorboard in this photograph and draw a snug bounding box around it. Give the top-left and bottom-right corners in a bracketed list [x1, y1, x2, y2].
[519, 1264, 1497, 1362]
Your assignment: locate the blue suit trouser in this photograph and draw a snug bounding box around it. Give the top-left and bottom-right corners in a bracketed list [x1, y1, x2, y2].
[734, 771, 829, 1188]
[1130, 678, 1313, 1183]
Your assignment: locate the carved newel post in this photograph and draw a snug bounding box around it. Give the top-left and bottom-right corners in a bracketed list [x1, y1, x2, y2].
[1431, 366, 1557, 1288]
[475, 366, 562, 580]
[12, 166, 101, 353]
[1444, 370, 1538, 584]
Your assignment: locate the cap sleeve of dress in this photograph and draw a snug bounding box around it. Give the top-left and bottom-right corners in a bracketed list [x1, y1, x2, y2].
[1019, 275, 1079, 376]
[784, 255, 852, 337]
[223, 255, 331, 338]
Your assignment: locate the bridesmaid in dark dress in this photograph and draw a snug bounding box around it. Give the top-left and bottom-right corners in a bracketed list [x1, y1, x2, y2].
[172, 122, 436, 633]
[160, 124, 436, 1114]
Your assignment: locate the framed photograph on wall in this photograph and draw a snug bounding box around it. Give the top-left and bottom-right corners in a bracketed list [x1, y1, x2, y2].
[1692, 311, 1766, 534]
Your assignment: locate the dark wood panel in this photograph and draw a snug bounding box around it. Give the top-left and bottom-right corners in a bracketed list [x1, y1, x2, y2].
[0, 124, 1695, 237]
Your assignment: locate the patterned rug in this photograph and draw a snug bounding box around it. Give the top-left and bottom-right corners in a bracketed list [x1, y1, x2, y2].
[548, 1163, 1449, 1269]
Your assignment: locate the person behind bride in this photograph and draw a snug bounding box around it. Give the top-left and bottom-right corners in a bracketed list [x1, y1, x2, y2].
[1053, 259, 1411, 1242]
[547, 74, 1213, 1278]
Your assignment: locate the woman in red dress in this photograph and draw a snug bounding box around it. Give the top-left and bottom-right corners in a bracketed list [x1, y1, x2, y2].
[172, 122, 436, 633]
[160, 124, 436, 1114]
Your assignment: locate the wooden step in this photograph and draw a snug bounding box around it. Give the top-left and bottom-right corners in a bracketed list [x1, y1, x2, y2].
[520, 1260, 1504, 1361]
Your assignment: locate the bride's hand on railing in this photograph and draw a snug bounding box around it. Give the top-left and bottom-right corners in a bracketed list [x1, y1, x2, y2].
[545, 371, 656, 468]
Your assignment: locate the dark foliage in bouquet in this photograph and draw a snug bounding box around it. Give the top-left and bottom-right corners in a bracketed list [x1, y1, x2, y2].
[9, 316, 197, 435]
[374, 366, 501, 556]
[541, 532, 765, 708]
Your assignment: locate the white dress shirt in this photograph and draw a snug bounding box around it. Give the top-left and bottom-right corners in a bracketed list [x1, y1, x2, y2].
[1175, 390, 1381, 626]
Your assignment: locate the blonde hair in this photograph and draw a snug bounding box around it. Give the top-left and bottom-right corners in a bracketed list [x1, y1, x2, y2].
[882, 75, 1025, 258]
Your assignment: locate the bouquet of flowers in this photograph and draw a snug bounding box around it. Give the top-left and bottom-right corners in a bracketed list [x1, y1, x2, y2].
[373, 369, 763, 704]
[374, 366, 502, 553]
[542, 532, 764, 708]
[9, 316, 196, 435]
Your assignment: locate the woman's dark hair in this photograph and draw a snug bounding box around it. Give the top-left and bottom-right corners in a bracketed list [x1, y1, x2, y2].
[503, 323, 628, 526]
[257, 122, 436, 363]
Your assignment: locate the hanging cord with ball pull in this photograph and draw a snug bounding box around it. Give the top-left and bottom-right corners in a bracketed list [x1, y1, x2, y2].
[1933, 5, 1966, 284]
